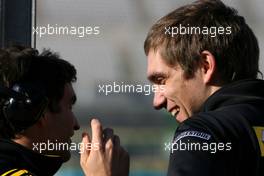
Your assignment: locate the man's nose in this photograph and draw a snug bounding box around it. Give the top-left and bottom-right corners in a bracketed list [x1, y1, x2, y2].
[153, 91, 166, 110]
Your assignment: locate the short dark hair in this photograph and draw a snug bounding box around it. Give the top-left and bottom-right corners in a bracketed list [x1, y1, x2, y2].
[0, 46, 77, 138]
[144, 0, 260, 84]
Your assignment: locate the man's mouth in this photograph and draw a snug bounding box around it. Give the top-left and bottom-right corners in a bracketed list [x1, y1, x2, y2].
[169, 107, 180, 118]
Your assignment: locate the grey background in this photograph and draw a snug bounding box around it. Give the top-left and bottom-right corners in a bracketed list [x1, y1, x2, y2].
[35, 0, 264, 175]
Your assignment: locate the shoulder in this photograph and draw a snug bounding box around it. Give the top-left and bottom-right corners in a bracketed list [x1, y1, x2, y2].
[167, 106, 262, 175]
[167, 113, 235, 176]
[180, 107, 256, 142]
[170, 114, 233, 154]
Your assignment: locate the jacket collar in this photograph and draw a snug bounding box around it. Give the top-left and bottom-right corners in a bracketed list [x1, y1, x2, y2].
[0, 139, 63, 176]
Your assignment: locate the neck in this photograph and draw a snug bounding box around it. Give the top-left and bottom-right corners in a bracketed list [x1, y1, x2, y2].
[12, 136, 34, 151]
[209, 85, 222, 97]
[209, 85, 221, 96]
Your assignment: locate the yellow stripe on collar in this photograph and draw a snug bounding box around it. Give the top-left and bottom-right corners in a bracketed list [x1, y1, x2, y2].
[11, 169, 30, 176]
[1, 169, 31, 176]
[1, 169, 18, 176]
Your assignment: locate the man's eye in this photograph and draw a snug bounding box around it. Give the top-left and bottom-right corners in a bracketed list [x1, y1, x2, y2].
[156, 77, 165, 84]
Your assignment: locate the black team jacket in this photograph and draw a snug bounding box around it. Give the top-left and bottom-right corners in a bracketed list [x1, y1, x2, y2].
[167, 79, 264, 176]
[0, 139, 63, 176]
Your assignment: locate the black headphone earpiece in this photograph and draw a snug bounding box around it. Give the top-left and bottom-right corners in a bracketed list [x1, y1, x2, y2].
[0, 83, 48, 133]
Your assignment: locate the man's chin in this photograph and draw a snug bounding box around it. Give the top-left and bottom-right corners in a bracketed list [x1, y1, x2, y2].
[57, 150, 71, 162]
[42, 149, 71, 162]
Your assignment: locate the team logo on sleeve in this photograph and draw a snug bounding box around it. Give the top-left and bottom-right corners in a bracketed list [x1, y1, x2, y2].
[174, 131, 211, 143]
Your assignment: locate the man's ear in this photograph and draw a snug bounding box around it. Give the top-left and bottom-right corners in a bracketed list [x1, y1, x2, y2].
[199, 50, 216, 84]
[35, 111, 50, 128]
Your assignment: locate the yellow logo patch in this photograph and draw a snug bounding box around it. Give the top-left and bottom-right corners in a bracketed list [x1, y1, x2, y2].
[253, 126, 264, 157]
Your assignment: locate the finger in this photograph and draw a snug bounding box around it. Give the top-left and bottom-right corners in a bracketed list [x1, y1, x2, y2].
[82, 132, 91, 155]
[113, 135, 120, 158]
[105, 138, 114, 162]
[103, 128, 114, 145]
[113, 135, 120, 147]
[80, 132, 91, 164]
[91, 118, 103, 151]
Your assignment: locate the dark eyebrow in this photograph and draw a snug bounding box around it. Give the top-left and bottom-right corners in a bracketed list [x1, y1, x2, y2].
[147, 72, 167, 83]
[71, 94, 77, 105]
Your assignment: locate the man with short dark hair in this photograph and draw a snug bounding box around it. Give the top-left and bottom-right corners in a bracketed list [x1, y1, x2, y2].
[0, 46, 80, 175]
[0, 46, 128, 176]
[81, 0, 264, 175]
